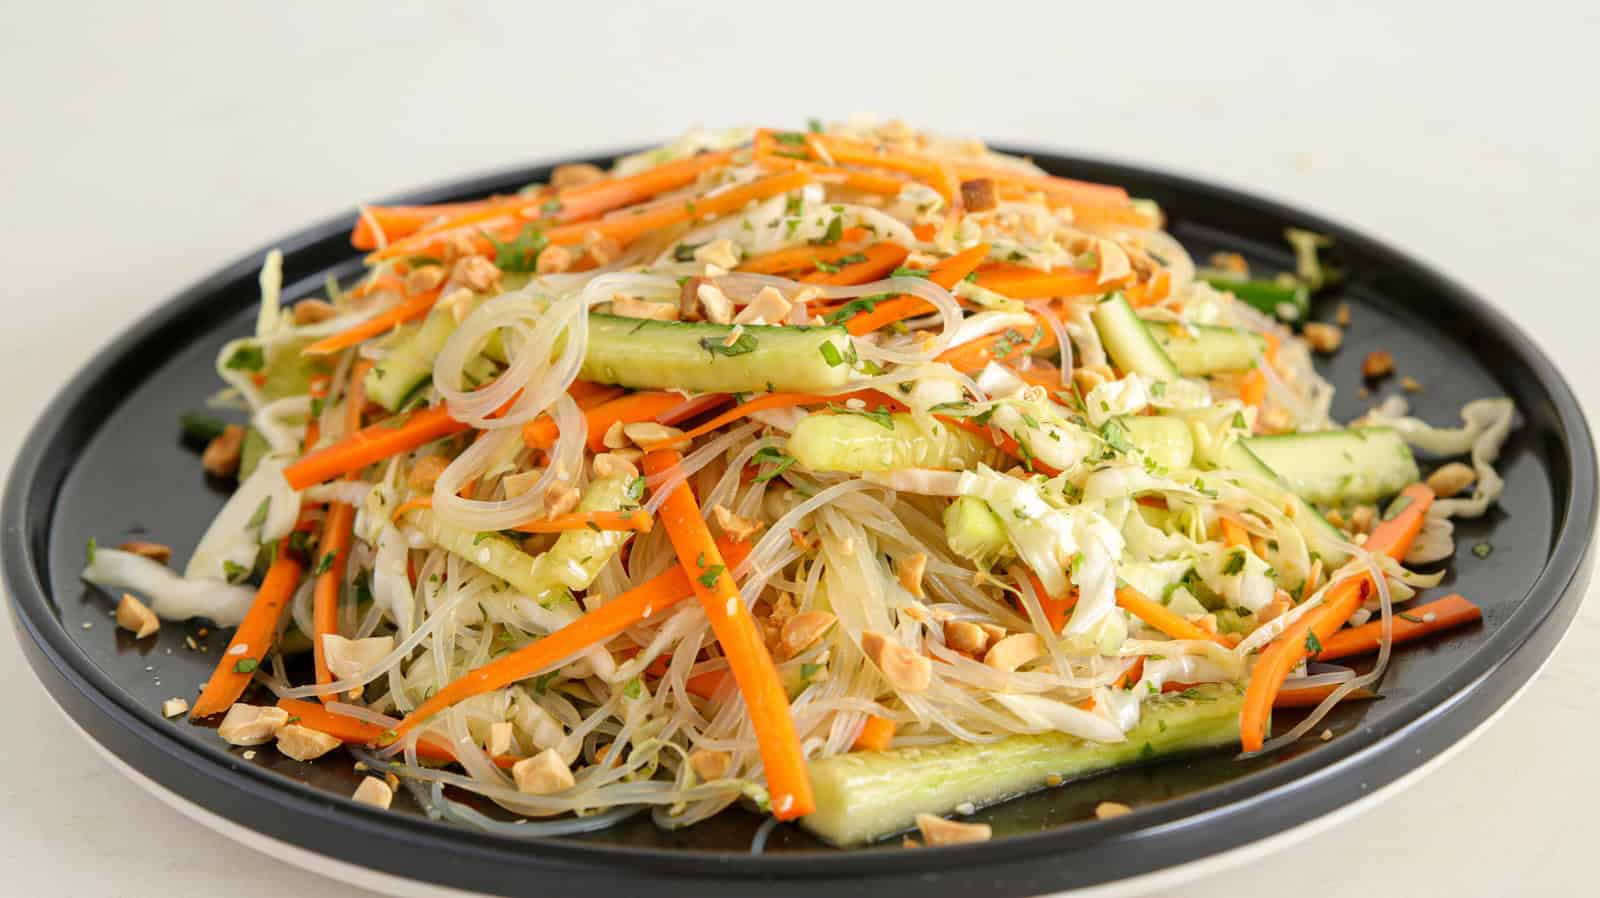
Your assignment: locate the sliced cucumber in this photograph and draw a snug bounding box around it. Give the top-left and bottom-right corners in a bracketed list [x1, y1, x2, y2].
[1244, 427, 1419, 506]
[788, 412, 1003, 473]
[1146, 321, 1266, 375]
[801, 684, 1244, 846]
[367, 306, 462, 412]
[1202, 276, 1309, 323]
[581, 314, 853, 394]
[943, 496, 1013, 566]
[1122, 416, 1195, 470]
[1090, 292, 1180, 380]
[1215, 441, 1349, 565]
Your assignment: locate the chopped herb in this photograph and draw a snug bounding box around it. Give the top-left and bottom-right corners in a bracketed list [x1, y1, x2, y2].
[625, 476, 646, 503]
[1304, 630, 1323, 656]
[698, 564, 726, 588]
[1398, 612, 1426, 624]
[288, 530, 314, 555]
[813, 259, 841, 274]
[672, 242, 702, 262]
[818, 342, 845, 367]
[774, 131, 809, 145]
[1150, 381, 1167, 399]
[1472, 542, 1494, 559]
[800, 662, 824, 682]
[246, 497, 271, 530]
[824, 295, 886, 324]
[532, 671, 558, 694]
[86, 537, 97, 565]
[806, 118, 823, 134]
[1222, 549, 1246, 576]
[1099, 418, 1134, 454]
[699, 332, 758, 357]
[233, 658, 259, 674]
[622, 677, 643, 699]
[483, 222, 548, 273]
[1139, 741, 1155, 759]
[816, 215, 843, 245]
[309, 396, 325, 418]
[1231, 410, 1248, 430]
[752, 447, 797, 484]
[472, 531, 495, 545]
[540, 197, 563, 216]
[827, 402, 894, 429]
[225, 344, 265, 372]
[889, 266, 931, 279]
[784, 193, 804, 217]
[221, 559, 249, 584]
[314, 552, 335, 575]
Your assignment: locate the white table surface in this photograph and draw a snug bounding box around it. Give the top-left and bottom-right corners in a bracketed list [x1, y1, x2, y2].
[3, 2, 1595, 895]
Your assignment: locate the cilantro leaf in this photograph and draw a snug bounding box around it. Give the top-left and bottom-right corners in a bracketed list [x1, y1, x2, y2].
[700, 332, 759, 357]
[484, 223, 548, 273]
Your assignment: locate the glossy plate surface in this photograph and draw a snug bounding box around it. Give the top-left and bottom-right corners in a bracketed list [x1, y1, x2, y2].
[5, 147, 1593, 897]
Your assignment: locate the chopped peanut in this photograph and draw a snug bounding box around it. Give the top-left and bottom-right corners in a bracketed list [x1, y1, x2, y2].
[550, 162, 605, 190]
[622, 422, 686, 448]
[276, 724, 342, 761]
[487, 721, 514, 757]
[500, 468, 545, 499]
[544, 484, 581, 516]
[959, 178, 998, 212]
[733, 286, 792, 326]
[915, 813, 992, 845]
[118, 540, 173, 565]
[689, 748, 732, 781]
[943, 620, 989, 655]
[696, 282, 734, 324]
[983, 632, 1044, 672]
[1095, 801, 1132, 819]
[897, 553, 928, 598]
[162, 698, 189, 718]
[1401, 375, 1424, 393]
[452, 255, 501, 293]
[115, 593, 160, 639]
[352, 776, 393, 809]
[1096, 239, 1132, 285]
[692, 239, 740, 269]
[512, 748, 575, 795]
[1209, 252, 1250, 276]
[1335, 302, 1352, 327]
[408, 455, 450, 491]
[436, 286, 476, 324]
[779, 611, 836, 659]
[218, 704, 290, 746]
[292, 299, 338, 325]
[592, 452, 640, 480]
[1425, 462, 1476, 499]
[1361, 350, 1395, 380]
[202, 425, 245, 478]
[602, 418, 630, 450]
[535, 244, 574, 275]
[977, 622, 1008, 646]
[322, 634, 395, 682]
[610, 295, 680, 321]
[860, 630, 932, 692]
[678, 275, 706, 321]
[1348, 504, 1377, 534]
[405, 265, 447, 294]
[1302, 322, 1343, 354]
[711, 504, 762, 541]
[585, 231, 621, 266]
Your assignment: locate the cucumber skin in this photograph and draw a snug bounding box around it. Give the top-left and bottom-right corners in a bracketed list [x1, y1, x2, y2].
[1202, 276, 1309, 322]
[1146, 321, 1266, 375]
[1216, 441, 1350, 565]
[801, 684, 1245, 846]
[367, 309, 459, 412]
[1091, 293, 1181, 380]
[788, 412, 1004, 473]
[1244, 427, 1419, 506]
[581, 314, 853, 394]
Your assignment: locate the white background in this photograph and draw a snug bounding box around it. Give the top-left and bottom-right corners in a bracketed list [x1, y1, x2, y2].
[3, 2, 1596, 895]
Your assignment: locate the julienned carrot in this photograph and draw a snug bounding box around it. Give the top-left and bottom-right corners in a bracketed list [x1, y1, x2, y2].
[794, 134, 954, 200]
[1239, 366, 1268, 407]
[1314, 594, 1483, 662]
[644, 655, 729, 700]
[1115, 585, 1231, 646]
[1220, 517, 1251, 549]
[389, 538, 750, 741]
[735, 228, 870, 275]
[643, 450, 814, 821]
[523, 391, 691, 453]
[800, 241, 908, 285]
[191, 522, 311, 719]
[1024, 571, 1077, 633]
[841, 243, 991, 335]
[547, 172, 815, 254]
[755, 154, 912, 196]
[286, 405, 465, 490]
[369, 152, 734, 261]
[852, 716, 895, 752]
[647, 390, 885, 449]
[310, 361, 371, 697]
[276, 699, 519, 770]
[352, 199, 512, 250]
[511, 510, 653, 534]
[303, 286, 442, 356]
[1239, 484, 1435, 752]
[972, 264, 1117, 300]
[1126, 269, 1172, 307]
[937, 312, 1059, 374]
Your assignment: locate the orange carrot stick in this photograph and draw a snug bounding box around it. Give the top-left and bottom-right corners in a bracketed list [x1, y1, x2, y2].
[937, 313, 1058, 373]
[1023, 571, 1078, 633]
[191, 524, 311, 718]
[852, 716, 896, 752]
[1239, 484, 1435, 752]
[309, 361, 371, 697]
[1313, 594, 1482, 662]
[644, 655, 729, 700]
[1220, 517, 1251, 549]
[755, 154, 913, 196]
[389, 538, 750, 741]
[276, 699, 520, 769]
[841, 243, 990, 335]
[522, 390, 692, 453]
[735, 229, 870, 275]
[800, 241, 908, 285]
[1239, 366, 1268, 407]
[1115, 585, 1231, 645]
[303, 286, 443, 356]
[285, 405, 466, 490]
[643, 450, 814, 820]
[649, 389, 885, 449]
[352, 199, 514, 250]
[510, 510, 653, 534]
[972, 264, 1116, 300]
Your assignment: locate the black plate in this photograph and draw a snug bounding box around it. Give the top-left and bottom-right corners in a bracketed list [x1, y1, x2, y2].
[5, 148, 1594, 897]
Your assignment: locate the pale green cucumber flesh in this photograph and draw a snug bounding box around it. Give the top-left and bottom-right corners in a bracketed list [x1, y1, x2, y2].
[1122, 415, 1195, 470]
[1145, 321, 1267, 375]
[787, 412, 1004, 473]
[1243, 427, 1419, 506]
[943, 495, 1013, 565]
[1215, 441, 1350, 565]
[1090, 293, 1180, 380]
[581, 314, 852, 394]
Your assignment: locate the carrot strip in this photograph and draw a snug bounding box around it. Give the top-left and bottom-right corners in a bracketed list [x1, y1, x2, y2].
[1314, 594, 1482, 662]
[1115, 585, 1231, 645]
[523, 390, 691, 453]
[841, 243, 990, 335]
[756, 154, 912, 196]
[1239, 484, 1435, 752]
[972, 264, 1116, 300]
[650, 390, 882, 449]
[191, 524, 310, 718]
[937, 312, 1059, 373]
[390, 538, 751, 741]
[1270, 685, 1379, 709]
[1024, 571, 1078, 633]
[276, 699, 520, 770]
[800, 241, 908, 285]
[352, 199, 513, 251]
[643, 656, 729, 700]
[1239, 366, 1268, 407]
[1220, 517, 1251, 549]
[303, 286, 443, 356]
[309, 363, 370, 697]
[643, 450, 814, 820]
[852, 716, 896, 752]
[511, 510, 653, 534]
[285, 405, 465, 490]
[735, 229, 870, 275]
[1126, 269, 1172, 307]
[549, 171, 812, 250]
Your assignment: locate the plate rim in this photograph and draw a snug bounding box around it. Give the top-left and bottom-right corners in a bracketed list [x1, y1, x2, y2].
[4, 144, 1595, 895]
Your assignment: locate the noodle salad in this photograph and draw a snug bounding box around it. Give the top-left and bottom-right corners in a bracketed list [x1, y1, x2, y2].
[83, 120, 1514, 847]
